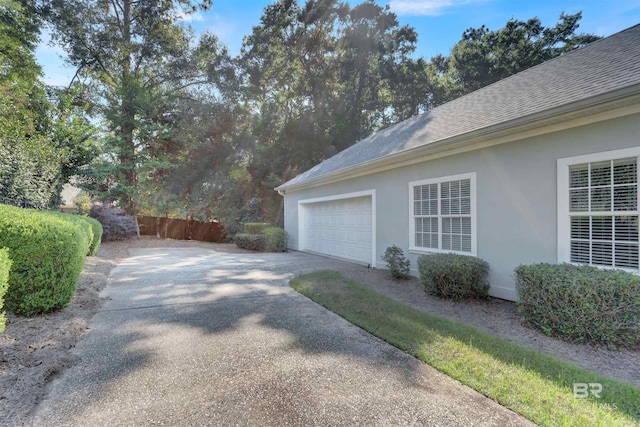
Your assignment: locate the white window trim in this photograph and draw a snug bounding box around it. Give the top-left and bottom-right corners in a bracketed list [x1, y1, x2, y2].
[298, 189, 376, 267]
[408, 172, 477, 256]
[557, 146, 640, 272]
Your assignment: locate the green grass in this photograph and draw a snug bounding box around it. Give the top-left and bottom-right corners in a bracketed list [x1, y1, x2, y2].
[290, 270, 640, 427]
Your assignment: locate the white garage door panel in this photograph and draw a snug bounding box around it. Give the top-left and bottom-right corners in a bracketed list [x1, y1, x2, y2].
[301, 196, 373, 264]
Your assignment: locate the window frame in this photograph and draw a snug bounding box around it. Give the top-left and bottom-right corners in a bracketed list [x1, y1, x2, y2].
[557, 147, 640, 273]
[408, 172, 477, 256]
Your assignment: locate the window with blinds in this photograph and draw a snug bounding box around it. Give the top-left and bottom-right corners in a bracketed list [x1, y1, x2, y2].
[568, 157, 638, 269]
[411, 175, 474, 254]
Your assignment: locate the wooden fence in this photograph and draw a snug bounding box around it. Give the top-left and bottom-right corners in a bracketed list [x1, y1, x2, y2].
[137, 216, 226, 243]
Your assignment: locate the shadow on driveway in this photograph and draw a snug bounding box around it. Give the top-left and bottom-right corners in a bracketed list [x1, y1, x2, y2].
[31, 248, 533, 426]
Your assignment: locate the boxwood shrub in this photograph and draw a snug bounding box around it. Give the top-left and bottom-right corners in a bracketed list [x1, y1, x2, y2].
[49, 211, 97, 256]
[515, 263, 640, 348]
[243, 222, 271, 234]
[263, 227, 288, 252]
[0, 204, 89, 315]
[417, 253, 490, 300]
[234, 233, 265, 251]
[82, 216, 103, 255]
[0, 248, 11, 332]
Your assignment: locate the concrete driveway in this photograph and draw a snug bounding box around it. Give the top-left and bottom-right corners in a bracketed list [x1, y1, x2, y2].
[32, 247, 533, 426]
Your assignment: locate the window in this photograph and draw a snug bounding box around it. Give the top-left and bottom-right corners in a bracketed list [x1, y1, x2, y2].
[409, 173, 476, 255]
[558, 148, 640, 271]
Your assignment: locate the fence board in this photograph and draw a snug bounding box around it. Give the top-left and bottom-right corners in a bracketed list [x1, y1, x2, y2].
[136, 216, 226, 243]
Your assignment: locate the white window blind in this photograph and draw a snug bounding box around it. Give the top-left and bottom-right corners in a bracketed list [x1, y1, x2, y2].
[411, 174, 475, 255]
[568, 157, 638, 269]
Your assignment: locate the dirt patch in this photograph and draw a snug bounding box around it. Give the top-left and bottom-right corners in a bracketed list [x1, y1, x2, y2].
[337, 267, 640, 389]
[0, 237, 246, 425]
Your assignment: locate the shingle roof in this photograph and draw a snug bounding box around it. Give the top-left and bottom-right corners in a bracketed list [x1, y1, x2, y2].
[278, 24, 640, 191]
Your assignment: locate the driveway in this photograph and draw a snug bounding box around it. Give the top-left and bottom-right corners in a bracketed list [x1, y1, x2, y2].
[32, 247, 533, 426]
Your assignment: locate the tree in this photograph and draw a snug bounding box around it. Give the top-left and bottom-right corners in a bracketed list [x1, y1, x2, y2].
[0, 0, 98, 208]
[45, 0, 235, 213]
[239, 0, 431, 226]
[433, 12, 600, 104]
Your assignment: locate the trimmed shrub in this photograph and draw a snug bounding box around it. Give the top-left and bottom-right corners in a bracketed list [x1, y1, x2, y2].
[243, 222, 271, 234]
[515, 263, 640, 348]
[381, 245, 410, 279]
[49, 211, 94, 255]
[0, 248, 11, 332]
[0, 204, 88, 315]
[89, 205, 137, 241]
[82, 216, 103, 255]
[234, 233, 265, 251]
[418, 253, 490, 300]
[263, 227, 288, 252]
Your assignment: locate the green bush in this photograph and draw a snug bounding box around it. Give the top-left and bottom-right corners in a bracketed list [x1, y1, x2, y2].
[82, 216, 103, 255]
[0, 204, 89, 315]
[243, 222, 271, 234]
[48, 212, 102, 255]
[0, 248, 11, 332]
[381, 245, 410, 279]
[74, 194, 92, 215]
[50, 211, 94, 255]
[234, 233, 265, 251]
[417, 253, 490, 300]
[515, 263, 640, 348]
[263, 227, 288, 252]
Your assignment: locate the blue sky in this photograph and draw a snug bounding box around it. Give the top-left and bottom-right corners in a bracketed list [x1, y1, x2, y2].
[36, 0, 640, 87]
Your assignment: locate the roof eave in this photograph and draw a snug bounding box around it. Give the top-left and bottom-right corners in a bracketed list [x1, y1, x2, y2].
[275, 83, 640, 193]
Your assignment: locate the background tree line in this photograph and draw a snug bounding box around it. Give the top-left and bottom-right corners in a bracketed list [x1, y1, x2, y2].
[0, 0, 598, 235]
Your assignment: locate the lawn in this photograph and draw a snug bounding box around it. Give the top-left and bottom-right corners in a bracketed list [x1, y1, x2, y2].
[290, 270, 640, 427]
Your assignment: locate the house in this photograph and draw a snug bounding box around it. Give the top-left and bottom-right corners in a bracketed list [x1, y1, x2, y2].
[59, 183, 84, 213]
[275, 24, 640, 301]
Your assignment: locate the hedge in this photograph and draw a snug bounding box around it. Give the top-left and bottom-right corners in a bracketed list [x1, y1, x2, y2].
[243, 222, 271, 234]
[417, 253, 490, 300]
[49, 211, 101, 256]
[515, 263, 640, 348]
[0, 248, 11, 332]
[82, 216, 103, 255]
[0, 204, 89, 315]
[263, 227, 288, 252]
[234, 233, 265, 251]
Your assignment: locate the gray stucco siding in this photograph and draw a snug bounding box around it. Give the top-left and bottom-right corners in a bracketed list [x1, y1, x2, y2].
[283, 113, 640, 301]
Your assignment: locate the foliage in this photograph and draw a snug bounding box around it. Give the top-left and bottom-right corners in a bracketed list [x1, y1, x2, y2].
[417, 253, 490, 300]
[81, 215, 103, 255]
[234, 233, 265, 251]
[291, 270, 640, 426]
[243, 222, 271, 234]
[0, 204, 89, 315]
[49, 210, 95, 255]
[515, 263, 640, 348]
[431, 12, 600, 104]
[0, 2, 99, 210]
[381, 245, 410, 279]
[45, 0, 235, 214]
[89, 204, 137, 241]
[263, 227, 288, 252]
[0, 247, 11, 332]
[74, 193, 92, 215]
[236, 0, 432, 226]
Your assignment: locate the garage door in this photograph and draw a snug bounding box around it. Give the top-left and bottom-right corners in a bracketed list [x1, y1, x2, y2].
[300, 194, 373, 265]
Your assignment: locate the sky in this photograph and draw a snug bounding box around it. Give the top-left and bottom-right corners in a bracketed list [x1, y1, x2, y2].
[36, 0, 640, 87]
